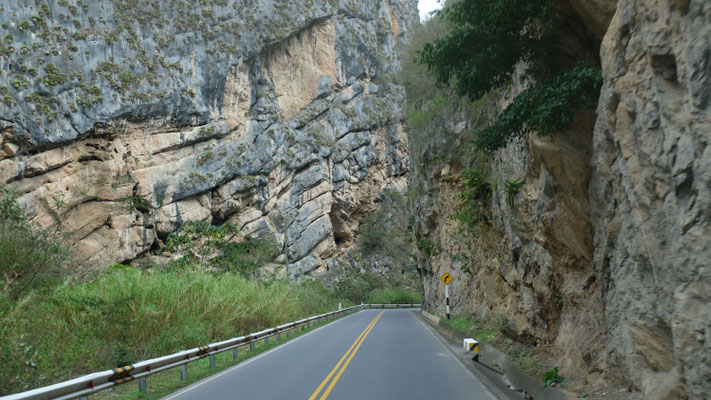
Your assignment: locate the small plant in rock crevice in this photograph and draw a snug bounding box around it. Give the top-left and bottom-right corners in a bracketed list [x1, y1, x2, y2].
[504, 179, 524, 208]
[542, 366, 564, 388]
[455, 168, 491, 234]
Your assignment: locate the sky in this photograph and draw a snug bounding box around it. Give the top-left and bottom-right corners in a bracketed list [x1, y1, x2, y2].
[418, 0, 443, 21]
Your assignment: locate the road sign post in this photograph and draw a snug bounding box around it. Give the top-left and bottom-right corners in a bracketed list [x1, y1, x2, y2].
[440, 273, 452, 320]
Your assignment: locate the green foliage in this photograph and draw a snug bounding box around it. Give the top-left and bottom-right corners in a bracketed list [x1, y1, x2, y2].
[366, 287, 421, 304]
[476, 65, 603, 152]
[357, 211, 388, 252]
[0, 186, 67, 300]
[400, 15, 494, 167]
[455, 168, 491, 233]
[0, 269, 344, 394]
[418, 0, 603, 152]
[217, 236, 281, 279]
[333, 271, 385, 304]
[504, 179, 524, 208]
[42, 64, 68, 88]
[162, 220, 239, 268]
[116, 194, 151, 213]
[355, 190, 413, 274]
[542, 366, 564, 388]
[418, 0, 557, 100]
[417, 238, 438, 257]
[442, 315, 500, 343]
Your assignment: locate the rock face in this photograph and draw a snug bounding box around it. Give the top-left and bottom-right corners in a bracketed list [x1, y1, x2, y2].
[592, 1, 711, 398]
[411, 0, 710, 399]
[0, 0, 417, 278]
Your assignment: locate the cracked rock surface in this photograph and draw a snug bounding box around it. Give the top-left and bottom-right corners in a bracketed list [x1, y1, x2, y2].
[0, 0, 417, 278]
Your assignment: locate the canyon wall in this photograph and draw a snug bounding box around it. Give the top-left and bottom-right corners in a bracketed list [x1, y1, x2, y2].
[412, 1, 710, 398]
[0, 0, 417, 278]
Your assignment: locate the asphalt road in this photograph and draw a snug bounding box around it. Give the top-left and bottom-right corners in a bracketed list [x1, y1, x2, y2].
[163, 309, 498, 400]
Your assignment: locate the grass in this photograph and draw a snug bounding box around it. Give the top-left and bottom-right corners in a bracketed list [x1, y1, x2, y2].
[443, 315, 499, 342]
[91, 315, 342, 400]
[0, 269, 346, 395]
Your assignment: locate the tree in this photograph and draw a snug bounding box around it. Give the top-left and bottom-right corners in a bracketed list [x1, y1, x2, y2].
[417, 0, 602, 152]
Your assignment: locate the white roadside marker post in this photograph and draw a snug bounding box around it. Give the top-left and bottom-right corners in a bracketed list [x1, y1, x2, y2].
[445, 283, 450, 320]
[441, 272, 452, 320]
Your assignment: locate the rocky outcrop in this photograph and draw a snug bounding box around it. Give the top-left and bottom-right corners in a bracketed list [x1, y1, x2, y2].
[0, 0, 418, 278]
[592, 1, 711, 398]
[412, 0, 710, 399]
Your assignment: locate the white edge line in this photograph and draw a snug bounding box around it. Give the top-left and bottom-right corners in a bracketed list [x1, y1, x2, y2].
[160, 309, 369, 400]
[413, 312, 500, 400]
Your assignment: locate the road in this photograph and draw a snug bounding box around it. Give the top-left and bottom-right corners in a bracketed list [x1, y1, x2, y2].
[163, 309, 498, 400]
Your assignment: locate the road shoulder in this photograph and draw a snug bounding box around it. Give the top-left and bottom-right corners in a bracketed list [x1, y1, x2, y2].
[413, 311, 524, 400]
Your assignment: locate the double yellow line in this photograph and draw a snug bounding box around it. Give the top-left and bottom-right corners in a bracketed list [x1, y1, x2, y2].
[308, 311, 384, 400]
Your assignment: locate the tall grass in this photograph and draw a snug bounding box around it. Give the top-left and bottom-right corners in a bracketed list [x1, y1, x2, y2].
[0, 269, 342, 395]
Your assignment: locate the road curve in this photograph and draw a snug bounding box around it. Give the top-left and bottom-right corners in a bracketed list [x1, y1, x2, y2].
[162, 309, 497, 400]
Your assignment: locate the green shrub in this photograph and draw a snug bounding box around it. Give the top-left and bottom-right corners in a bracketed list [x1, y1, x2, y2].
[357, 211, 388, 252]
[333, 271, 385, 304]
[542, 366, 564, 388]
[0, 186, 67, 300]
[475, 65, 603, 153]
[417, 238, 438, 256]
[417, 0, 603, 152]
[366, 287, 420, 304]
[217, 236, 281, 278]
[456, 168, 491, 233]
[504, 179, 524, 207]
[355, 190, 412, 268]
[161, 220, 239, 268]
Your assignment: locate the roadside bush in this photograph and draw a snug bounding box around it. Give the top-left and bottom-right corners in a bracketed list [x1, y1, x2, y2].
[366, 287, 421, 304]
[333, 270, 385, 304]
[0, 186, 67, 300]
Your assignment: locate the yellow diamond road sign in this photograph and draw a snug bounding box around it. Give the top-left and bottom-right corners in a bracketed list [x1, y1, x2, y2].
[441, 273, 452, 285]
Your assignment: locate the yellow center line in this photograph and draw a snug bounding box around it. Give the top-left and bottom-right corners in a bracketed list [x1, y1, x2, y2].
[308, 311, 384, 400]
[319, 311, 383, 399]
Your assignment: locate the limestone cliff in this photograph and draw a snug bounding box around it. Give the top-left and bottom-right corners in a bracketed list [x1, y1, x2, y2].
[411, 1, 709, 399]
[0, 0, 417, 278]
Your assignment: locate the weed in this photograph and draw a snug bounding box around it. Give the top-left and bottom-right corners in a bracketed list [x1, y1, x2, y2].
[542, 366, 564, 388]
[504, 179, 524, 208]
[456, 168, 491, 234]
[417, 238, 438, 257]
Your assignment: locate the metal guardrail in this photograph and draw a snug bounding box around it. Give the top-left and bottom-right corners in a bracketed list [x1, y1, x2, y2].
[2, 303, 420, 400]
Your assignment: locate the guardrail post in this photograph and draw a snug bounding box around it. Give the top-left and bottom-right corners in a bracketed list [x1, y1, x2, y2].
[138, 377, 147, 393]
[180, 364, 188, 380]
[286, 328, 290, 338]
[277, 332, 281, 341]
[264, 336, 269, 345]
[250, 341, 255, 351]
[209, 354, 216, 369]
[79, 397, 88, 400]
[232, 348, 238, 360]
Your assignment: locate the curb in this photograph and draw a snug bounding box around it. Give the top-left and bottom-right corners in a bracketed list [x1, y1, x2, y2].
[417, 311, 570, 400]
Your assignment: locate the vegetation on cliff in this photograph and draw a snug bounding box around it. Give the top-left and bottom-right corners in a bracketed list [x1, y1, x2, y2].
[417, 0, 602, 152]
